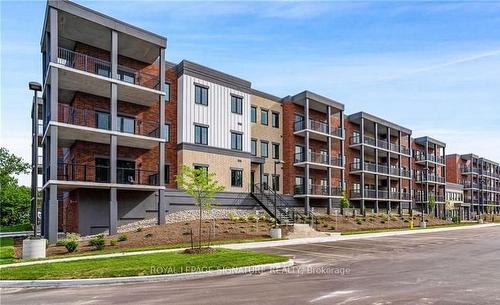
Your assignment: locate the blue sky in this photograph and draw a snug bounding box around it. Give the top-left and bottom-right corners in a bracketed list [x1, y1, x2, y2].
[1, 0, 500, 185]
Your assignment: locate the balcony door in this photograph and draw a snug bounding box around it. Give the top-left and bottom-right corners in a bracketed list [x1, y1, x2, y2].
[117, 160, 136, 184]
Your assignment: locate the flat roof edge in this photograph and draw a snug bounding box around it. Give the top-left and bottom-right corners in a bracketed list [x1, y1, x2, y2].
[348, 111, 412, 134]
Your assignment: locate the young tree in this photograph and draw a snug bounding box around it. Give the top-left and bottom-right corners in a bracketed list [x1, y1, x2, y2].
[445, 200, 454, 219]
[176, 165, 224, 249]
[427, 194, 436, 218]
[340, 191, 350, 216]
[0, 147, 31, 226]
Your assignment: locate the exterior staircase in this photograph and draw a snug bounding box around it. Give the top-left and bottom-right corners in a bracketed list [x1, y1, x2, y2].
[250, 184, 307, 225]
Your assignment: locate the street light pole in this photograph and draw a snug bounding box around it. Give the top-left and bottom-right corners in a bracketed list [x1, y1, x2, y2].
[29, 81, 42, 238]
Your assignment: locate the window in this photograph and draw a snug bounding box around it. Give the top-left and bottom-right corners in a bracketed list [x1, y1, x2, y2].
[320, 149, 328, 164]
[251, 106, 257, 123]
[164, 165, 170, 184]
[164, 124, 170, 142]
[118, 115, 135, 134]
[294, 113, 304, 130]
[117, 160, 135, 184]
[96, 64, 110, 77]
[272, 175, 280, 191]
[251, 139, 257, 156]
[194, 164, 208, 177]
[231, 95, 243, 114]
[164, 82, 170, 102]
[295, 176, 304, 194]
[260, 141, 268, 158]
[194, 85, 208, 105]
[231, 132, 243, 151]
[295, 145, 304, 162]
[194, 125, 208, 145]
[231, 169, 243, 187]
[261, 109, 268, 125]
[263, 174, 269, 190]
[118, 70, 135, 84]
[96, 111, 110, 130]
[272, 112, 279, 128]
[272, 143, 280, 160]
[95, 158, 110, 182]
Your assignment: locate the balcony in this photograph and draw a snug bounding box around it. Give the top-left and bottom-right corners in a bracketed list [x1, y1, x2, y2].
[55, 104, 162, 149]
[415, 154, 445, 164]
[414, 194, 445, 202]
[460, 166, 480, 174]
[294, 184, 343, 197]
[294, 152, 343, 169]
[349, 190, 410, 200]
[462, 181, 479, 189]
[350, 162, 411, 178]
[293, 119, 343, 141]
[415, 174, 445, 184]
[350, 136, 410, 155]
[56, 162, 159, 186]
[464, 198, 479, 204]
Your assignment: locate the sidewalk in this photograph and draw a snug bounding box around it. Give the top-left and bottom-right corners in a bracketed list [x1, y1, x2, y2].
[1, 223, 498, 269]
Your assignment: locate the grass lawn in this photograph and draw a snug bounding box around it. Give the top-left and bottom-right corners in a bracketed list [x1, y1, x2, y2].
[0, 237, 15, 265]
[0, 223, 31, 233]
[341, 222, 477, 235]
[0, 248, 288, 280]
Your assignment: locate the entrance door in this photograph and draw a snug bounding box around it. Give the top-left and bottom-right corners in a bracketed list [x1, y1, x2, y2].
[251, 171, 255, 193]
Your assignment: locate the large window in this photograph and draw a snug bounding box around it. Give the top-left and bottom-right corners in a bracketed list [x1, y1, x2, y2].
[260, 109, 268, 125]
[117, 160, 135, 184]
[194, 84, 208, 105]
[118, 115, 135, 134]
[194, 124, 208, 145]
[164, 82, 170, 102]
[95, 158, 110, 183]
[251, 139, 257, 156]
[250, 106, 257, 123]
[118, 69, 135, 84]
[294, 145, 305, 162]
[231, 132, 243, 151]
[231, 95, 243, 114]
[231, 169, 243, 187]
[272, 143, 280, 160]
[263, 174, 269, 190]
[272, 112, 279, 128]
[96, 111, 110, 130]
[260, 141, 269, 158]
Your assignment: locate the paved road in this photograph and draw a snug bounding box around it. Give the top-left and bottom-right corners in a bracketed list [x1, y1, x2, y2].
[2, 226, 500, 305]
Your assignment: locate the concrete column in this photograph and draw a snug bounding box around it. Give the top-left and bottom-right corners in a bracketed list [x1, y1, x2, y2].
[304, 98, 310, 213]
[49, 8, 58, 62]
[47, 184, 58, 243]
[158, 47, 166, 225]
[109, 187, 118, 235]
[111, 30, 118, 79]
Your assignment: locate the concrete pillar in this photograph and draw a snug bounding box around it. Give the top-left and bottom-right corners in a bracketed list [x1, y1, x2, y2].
[49, 8, 58, 62]
[109, 187, 118, 235]
[47, 185, 58, 243]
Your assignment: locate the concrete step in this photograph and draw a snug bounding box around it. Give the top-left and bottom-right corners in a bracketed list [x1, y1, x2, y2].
[287, 224, 329, 239]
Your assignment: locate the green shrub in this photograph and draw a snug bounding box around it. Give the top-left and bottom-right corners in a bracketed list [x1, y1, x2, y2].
[110, 239, 117, 246]
[88, 234, 105, 250]
[56, 239, 68, 247]
[56, 233, 80, 247]
[117, 234, 128, 242]
[248, 215, 257, 221]
[65, 240, 78, 253]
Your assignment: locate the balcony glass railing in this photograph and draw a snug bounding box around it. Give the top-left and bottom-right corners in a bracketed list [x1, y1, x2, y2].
[57, 162, 158, 186]
[57, 47, 160, 90]
[58, 104, 160, 138]
[293, 119, 343, 137]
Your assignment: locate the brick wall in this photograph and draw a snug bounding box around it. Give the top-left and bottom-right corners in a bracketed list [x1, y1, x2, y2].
[165, 65, 178, 188]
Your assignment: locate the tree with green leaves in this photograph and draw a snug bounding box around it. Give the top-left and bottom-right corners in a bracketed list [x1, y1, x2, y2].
[427, 194, 436, 218]
[340, 191, 350, 216]
[176, 165, 224, 249]
[0, 147, 31, 226]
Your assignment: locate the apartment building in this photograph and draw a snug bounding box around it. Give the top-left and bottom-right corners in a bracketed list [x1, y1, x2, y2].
[282, 91, 345, 213]
[446, 154, 500, 215]
[346, 112, 413, 214]
[412, 137, 446, 217]
[32, 1, 499, 239]
[445, 182, 468, 219]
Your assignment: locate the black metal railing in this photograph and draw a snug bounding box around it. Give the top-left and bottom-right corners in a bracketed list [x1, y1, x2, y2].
[293, 119, 343, 137]
[294, 152, 343, 167]
[58, 104, 160, 138]
[57, 47, 160, 90]
[251, 183, 306, 224]
[57, 162, 159, 186]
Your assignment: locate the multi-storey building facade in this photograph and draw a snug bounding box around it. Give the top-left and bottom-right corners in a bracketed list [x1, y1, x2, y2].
[32, 1, 499, 240]
[412, 137, 446, 216]
[282, 92, 345, 213]
[446, 154, 500, 215]
[345, 112, 413, 214]
[445, 182, 468, 219]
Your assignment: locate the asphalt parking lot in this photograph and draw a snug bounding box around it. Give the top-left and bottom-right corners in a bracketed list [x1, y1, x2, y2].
[2, 226, 500, 305]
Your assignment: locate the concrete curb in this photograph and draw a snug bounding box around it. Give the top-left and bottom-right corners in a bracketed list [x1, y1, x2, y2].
[0, 259, 294, 288]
